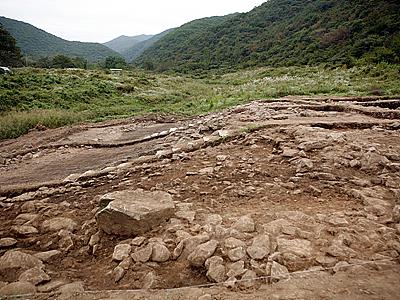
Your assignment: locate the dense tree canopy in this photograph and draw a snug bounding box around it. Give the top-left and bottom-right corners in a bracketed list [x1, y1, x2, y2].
[135, 0, 400, 72]
[0, 25, 22, 67]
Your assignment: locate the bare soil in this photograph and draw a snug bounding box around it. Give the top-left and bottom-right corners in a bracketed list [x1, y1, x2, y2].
[0, 96, 399, 299]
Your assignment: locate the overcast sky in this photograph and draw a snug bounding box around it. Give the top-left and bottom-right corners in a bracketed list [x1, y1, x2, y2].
[0, 0, 267, 43]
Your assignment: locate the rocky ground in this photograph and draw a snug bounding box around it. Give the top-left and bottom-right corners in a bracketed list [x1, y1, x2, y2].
[0, 96, 400, 299]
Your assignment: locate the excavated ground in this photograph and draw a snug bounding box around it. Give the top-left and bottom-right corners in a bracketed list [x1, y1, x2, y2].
[0, 96, 399, 299]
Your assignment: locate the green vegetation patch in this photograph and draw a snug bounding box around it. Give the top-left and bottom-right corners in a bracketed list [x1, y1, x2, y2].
[1, 64, 399, 140]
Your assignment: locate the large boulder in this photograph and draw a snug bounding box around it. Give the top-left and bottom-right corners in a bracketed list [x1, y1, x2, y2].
[96, 189, 175, 236]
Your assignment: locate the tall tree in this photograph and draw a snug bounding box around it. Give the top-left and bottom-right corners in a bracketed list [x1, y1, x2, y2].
[0, 25, 23, 66]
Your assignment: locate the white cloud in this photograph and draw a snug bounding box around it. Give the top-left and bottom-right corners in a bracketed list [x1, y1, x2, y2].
[0, 0, 267, 42]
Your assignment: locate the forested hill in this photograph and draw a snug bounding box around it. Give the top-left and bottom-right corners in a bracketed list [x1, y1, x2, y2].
[135, 0, 400, 72]
[0, 16, 120, 62]
[103, 34, 153, 54]
[0, 25, 22, 66]
[122, 29, 175, 62]
[133, 14, 238, 70]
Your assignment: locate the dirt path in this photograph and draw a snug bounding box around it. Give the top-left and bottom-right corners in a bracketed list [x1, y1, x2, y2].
[0, 96, 399, 299]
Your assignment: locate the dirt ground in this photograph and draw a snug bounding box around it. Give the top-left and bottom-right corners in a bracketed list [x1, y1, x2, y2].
[0, 96, 399, 299]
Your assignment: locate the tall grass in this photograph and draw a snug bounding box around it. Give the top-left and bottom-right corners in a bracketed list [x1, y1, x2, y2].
[1, 64, 399, 140]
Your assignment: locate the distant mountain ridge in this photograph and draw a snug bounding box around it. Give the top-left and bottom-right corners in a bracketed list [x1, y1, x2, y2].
[135, 0, 400, 71]
[103, 34, 153, 54]
[0, 16, 120, 62]
[122, 29, 175, 62]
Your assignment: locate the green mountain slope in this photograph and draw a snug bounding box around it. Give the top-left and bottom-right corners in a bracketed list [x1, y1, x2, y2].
[136, 0, 400, 72]
[134, 14, 238, 70]
[0, 16, 120, 62]
[104, 34, 153, 54]
[123, 29, 174, 62]
[0, 25, 22, 66]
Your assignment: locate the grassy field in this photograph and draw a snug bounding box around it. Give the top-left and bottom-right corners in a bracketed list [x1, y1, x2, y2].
[1, 64, 399, 140]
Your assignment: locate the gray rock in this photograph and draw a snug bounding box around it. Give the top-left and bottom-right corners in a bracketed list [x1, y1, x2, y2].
[57, 281, 84, 299]
[18, 267, 51, 285]
[34, 250, 61, 262]
[89, 232, 100, 247]
[0, 281, 36, 295]
[282, 148, 298, 158]
[118, 257, 132, 270]
[175, 210, 196, 223]
[142, 271, 157, 289]
[96, 189, 175, 236]
[172, 241, 184, 260]
[333, 261, 351, 273]
[131, 245, 153, 263]
[131, 236, 146, 246]
[277, 238, 313, 258]
[263, 219, 292, 235]
[270, 261, 289, 282]
[247, 234, 270, 260]
[224, 237, 246, 249]
[0, 250, 43, 271]
[206, 263, 226, 283]
[113, 266, 125, 282]
[11, 225, 38, 236]
[198, 294, 212, 300]
[42, 217, 77, 232]
[37, 280, 66, 293]
[239, 270, 258, 289]
[112, 244, 132, 261]
[205, 214, 223, 226]
[0, 238, 17, 248]
[316, 255, 337, 267]
[188, 240, 219, 267]
[296, 158, 313, 173]
[232, 215, 255, 233]
[205, 256, 224, 269]
[227, 260, 246, 278]
[227, 247, 246, 262]
[151, 243, 170, 262]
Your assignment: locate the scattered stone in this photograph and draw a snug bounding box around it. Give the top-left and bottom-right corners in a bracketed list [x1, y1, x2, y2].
[205, 214, 223, 226]
[113, 266, 125, 282]
[142, 271, 157, 289]
[224, 276, 237, 289]
[228, 247, 246, 262]
[34, 250, 61, 262]
[206, 263, 226, 283]
[224, 237, 246, 249]
[227, 260, 247, 278]
[42, 217, 77, 232]
[198, 294, 212, 300]
[333, 261, 351, 273]
[11, 225, 38, 236]
[176, 210, 196, 223]
[0, 237, 17, 248]
[89, 232, 100, 247]
[119, 257, 132, 270]
[205, 256, 224, 269]
[277, 238, 313, 258]
[96, 189, 175, 236]
[131, 245, 153, 263]
[0, 281, 36, 295]
[37, 280, 66, 293]
[58, 234, 74, 252]
[247, 234, 270, 260]
[57, 281, 84, 299]
[296, 158, 313, 173]
[172, 241, 184, 260]
[151, 243, 170, 262]
[0, 250, 43, 271]
[326, 215, 348, 226]
[316, 255, 337, 267]
[232, 215, 255, 233]
[270, 261, 289, 282]
[131, 236, 146, 246]
[282, 148, 298, 158]
[239, 270, 258, 289]
[113, 244, 132, 261]
[18, 267, 51, 285]
[188, 240, 219, 267]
